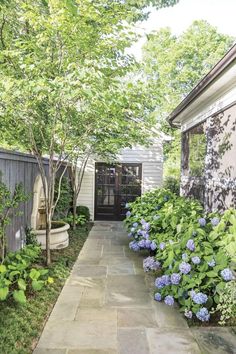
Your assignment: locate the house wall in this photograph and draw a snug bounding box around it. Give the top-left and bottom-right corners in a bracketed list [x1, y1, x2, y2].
[180, 103, 236, 212]
[205, 103, 236, 211]
[77, 142, 163, 220]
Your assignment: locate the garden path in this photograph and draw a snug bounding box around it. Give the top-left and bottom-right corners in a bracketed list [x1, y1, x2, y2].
[34, 222, 235, 354]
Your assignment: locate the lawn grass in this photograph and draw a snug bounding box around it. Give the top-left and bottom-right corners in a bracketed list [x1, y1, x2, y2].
[0, 224, 91, 354]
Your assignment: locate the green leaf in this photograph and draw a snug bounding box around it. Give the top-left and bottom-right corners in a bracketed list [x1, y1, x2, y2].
[18, 278, 26, 291]
[0, 287, 9, 301]
[206, 271, 218, 278]
[0, 265, 7, 273]
[13, 290, 26, 304]
[32, 280, 44, 291]
[29, 268, 40, 281]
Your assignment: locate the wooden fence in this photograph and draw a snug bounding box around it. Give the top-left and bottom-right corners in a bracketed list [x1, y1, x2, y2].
[0, 148, 69, 251]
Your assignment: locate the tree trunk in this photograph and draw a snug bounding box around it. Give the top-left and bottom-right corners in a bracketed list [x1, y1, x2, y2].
[45, 214, 51, 265]
[72, 196, 77, 230]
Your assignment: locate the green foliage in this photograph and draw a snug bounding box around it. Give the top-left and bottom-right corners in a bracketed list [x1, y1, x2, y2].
[75, 205, 90, 221]
[54, 176, 73, 220]
[0, 178, 28, 261]
[213, 281, 236, 326]
[25, 227, 39, 246]
[125, 188, 236, 324]
[0, 224, 90, 354]
[141, 20, 234, 176]
[162, 176, 180, 195]
[64, 213, 87, 227]
[0, 245, 52, 304]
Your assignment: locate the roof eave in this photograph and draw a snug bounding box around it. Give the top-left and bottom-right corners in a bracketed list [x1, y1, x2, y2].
[167, 43, 236, 125]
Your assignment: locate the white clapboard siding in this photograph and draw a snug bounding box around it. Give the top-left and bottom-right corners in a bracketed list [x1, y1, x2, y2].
[77, 141, 163, 220]
[77, 158, 95, 220]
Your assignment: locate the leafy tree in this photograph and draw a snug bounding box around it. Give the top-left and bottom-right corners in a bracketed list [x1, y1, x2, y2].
[0, 0, 177, 263]
[141, 20, 234, 177]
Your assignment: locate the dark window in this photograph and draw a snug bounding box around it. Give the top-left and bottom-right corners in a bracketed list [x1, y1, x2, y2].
[182, 122, 206, 177]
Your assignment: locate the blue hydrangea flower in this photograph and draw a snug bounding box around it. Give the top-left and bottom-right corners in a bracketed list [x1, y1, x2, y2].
[138, 239, 146, 248]
[184, 309, 193, 319]
[126, 211, 131, 217]
[159, 242, 166, 251]
[150, 241, 157, 251]
[190, 290, 196, 298]
[192, 292, 208, 304]
[164, 295, 174, 306]
[186, 239, 195, 251]
[196, 307, 210, 322]
[131, 227, 135, 233]
[163, 195, 169, 202]
[125, 203, 129, 209]
[170, 273, 181, 285]
[137, 229, 143, 236]
[141, 219, 146, 225]
[133, 222, 138, 228]
[143, 257, 160, 272]
[191, 256, 201, 265]
[221, 268, 234, 281]
[129, 241, 140, 252]
[127, 233, 133, 238]
[145, 239, 152, 248]
[154, 292, 162, 301]
[182, 253, 188, 261]
[155, 277, 165, 289]
[162, 275, 171, 286]
[179, 262, 191, 274]
[198, 218, 206, 227]
[211, 217, 220, 227]
[142, 222, 150, 231]
[139, 230, 149, 238]
[208, 259, 216, 267]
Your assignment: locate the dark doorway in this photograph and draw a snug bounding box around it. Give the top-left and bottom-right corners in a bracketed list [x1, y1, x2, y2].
[95, 163, 142, 220]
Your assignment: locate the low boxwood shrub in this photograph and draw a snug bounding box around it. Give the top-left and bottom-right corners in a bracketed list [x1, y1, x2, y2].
[124, 188, 236, 324]
[0, 245, 53, 304]
[75, 205, 90, 221]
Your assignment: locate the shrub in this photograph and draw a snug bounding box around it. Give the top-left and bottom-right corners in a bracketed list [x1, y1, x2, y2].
[213, 281, 236, 325]
[64, 213, 87, 227]
[25, 227, 39, 246]
[0, 245, 53, 304]
[124, 188, 236, 324]
[75, 205, 90, 221]
[163, 176, 180, 195]
[0, 179, 28, 261]
[54, 176, 73, 220]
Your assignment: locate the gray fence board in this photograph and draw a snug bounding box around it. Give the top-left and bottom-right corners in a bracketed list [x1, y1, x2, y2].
[0, 148, 70, 252]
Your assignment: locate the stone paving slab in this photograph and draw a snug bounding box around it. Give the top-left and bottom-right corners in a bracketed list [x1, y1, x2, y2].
[118, 328, 150, 354]
[35, 221, 233, 353]
[146, 328, 202, 354]
[191, 327, 236, 354]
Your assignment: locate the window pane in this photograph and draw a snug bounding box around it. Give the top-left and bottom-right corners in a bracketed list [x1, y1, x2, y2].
[188, 123, 206, 177]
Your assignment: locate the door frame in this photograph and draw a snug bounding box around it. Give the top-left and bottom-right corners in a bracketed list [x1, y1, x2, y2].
[94, 162, 142, 221]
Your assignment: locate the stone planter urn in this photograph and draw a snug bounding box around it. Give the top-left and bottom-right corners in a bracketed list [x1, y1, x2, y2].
[31, 175, 70, 250]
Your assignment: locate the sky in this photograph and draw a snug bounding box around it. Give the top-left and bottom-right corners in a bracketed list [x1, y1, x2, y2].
[129, 0, 236, 60]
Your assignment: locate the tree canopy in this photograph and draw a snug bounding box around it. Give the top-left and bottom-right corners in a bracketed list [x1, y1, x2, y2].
[141, 20, 234, 176]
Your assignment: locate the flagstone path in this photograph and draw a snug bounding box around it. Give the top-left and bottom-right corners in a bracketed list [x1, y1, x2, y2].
[34, 222, 236, 354]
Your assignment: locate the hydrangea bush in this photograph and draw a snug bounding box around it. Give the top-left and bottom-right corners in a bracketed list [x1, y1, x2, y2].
[124, 188, 236, 324]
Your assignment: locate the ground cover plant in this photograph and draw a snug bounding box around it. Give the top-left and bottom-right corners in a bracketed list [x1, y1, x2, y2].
[124, 188, 236, 325]
[0, 224, 90, 354]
